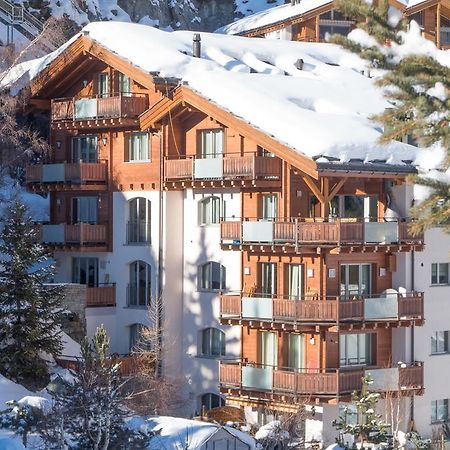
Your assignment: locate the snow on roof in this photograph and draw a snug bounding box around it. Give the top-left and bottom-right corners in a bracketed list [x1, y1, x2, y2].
[3, 21, 428, 168]
[131, 416, 255, 449]
[216, 0, 332, 36]
[0, 374, 35, 408]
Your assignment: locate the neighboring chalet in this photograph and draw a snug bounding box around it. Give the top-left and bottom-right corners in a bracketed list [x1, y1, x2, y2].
[217, 0, 450, 49]
[14, 22, 426, 441]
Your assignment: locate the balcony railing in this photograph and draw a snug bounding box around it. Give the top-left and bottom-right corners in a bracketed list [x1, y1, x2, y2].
[51, 93, 149, 122]
[40, 223, 107, 246]
[86, 283, 116, 307]
[164, 155, 281, 182]
[220, 218, 423, 247]
[220, 292, 424, 324]
[220, 362, 423, 397]
[26, 162, 107, 184]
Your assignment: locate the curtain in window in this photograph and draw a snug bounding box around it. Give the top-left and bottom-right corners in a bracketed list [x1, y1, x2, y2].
[72, 136, 98, 163]
[260, 331, 277, 367]
[340, 333, 372, 366]
[72, 257, 98, 287]
[287, 264, 303, 300]
[288, 334, 304, 370]
[72, 197, 98, 224]
[201, 130, 223, 158]
[118, 73, 131, 96]
[261, 194, 277, 220]
[129, 133, 149, 161]
[261, 263, 277, 297]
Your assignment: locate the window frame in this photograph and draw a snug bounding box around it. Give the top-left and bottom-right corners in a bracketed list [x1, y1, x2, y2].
[199, 261, 226, 292]
[431, 331, 449, 354]
[128, 260, 152, 307]
[127, 132, 150, 162]
[431, 263, 449, 285]
[72, 196, 98, 225]
[199, 129, 224, 159]
[431, 399, 449, 424]
[72, 136, 98, 163]
[200, 327, 226, 358]
[72, 257, 99, 287]
[200, 393, 225, 411]
[127, 197, 151, 244]
[340, 333, 373, 367]
[198, 196, 222, 226]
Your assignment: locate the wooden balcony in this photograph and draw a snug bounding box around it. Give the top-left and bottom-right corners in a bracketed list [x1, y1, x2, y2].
[220, 292, 424, 329]
[51, 94, 148, 129]
[26, 162, 108, 191]
[86, 284, 116, 307]
[56, 355, 138, 377]
[164, 154, 282, 189]
[39, 223, 108, 251]
[220, 218, 424, 253]
[220, 362, 424, 404]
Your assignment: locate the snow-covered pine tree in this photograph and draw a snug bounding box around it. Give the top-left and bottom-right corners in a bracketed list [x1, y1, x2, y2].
[0, 199, 64, 387]
[329, 0, 450, 234]
[333, 375, 390, 448]
[40, 325, 150, 450]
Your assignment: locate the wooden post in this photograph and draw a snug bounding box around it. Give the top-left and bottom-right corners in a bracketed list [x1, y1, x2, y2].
[315, 15, 320, 42]
[437, 3, 441, 48]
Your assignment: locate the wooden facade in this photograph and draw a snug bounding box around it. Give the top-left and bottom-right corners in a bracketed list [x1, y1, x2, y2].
[25, 33, 424, 411]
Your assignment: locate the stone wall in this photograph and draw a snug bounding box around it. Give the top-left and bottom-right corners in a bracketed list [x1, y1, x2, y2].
[59, 283, 87, 344]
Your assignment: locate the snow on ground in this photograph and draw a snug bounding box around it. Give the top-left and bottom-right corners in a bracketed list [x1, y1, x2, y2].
[219, 0, 332, 35]
[3, 21, 430, 170]
[0, 375, 35, 409]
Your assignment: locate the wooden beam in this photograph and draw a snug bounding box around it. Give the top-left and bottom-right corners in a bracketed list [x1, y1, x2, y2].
[437, 2, 442, 47]
[302, 175, 324, 202]
[320, 177, 330, 218]
[328, 178, 347, 201]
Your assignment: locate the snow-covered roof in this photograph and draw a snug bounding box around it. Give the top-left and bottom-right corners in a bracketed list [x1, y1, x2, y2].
[131, 416, 256, 449]
[3, 21, 431, 169]
[216, 0, 333, 36]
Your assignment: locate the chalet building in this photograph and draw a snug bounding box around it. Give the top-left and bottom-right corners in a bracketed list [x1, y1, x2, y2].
[14, 21, 438, 441]
[217, 0, 450, 50]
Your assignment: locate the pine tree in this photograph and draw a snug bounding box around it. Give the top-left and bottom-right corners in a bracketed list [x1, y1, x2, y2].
[333, 375, 390, 448]
[40, 325, 150, 450]
[329, 0, 450, 233]
[0, 199, 64, 386]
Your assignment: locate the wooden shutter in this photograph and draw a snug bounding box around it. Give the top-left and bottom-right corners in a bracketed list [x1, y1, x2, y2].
[124, 133, 130, 162]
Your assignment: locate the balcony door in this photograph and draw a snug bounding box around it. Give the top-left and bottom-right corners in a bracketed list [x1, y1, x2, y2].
[285, 264, 304, 300]
[72, 257, 98, 287]
[128, 260, 151, 306]
[260, 262, 277, 298]
[260, 194, 278, 220]
[260, 331, 277, 368]
[128, 197, 151, 244]
[72, 197, 98, 224]
[98, 73, 109, 98]
[72, 136, 98, 163]
[330, 195, 378, 221]
[287, 334, 305, 371]
[199, 129, 223, 159]
[340, 264, 371, 299]
[118, 72, 131, 96]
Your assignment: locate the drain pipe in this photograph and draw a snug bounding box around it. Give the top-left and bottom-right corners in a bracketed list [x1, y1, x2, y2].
[410, 249, 416, 428]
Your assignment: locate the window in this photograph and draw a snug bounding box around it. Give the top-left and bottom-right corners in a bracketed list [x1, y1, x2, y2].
[72, 197, 98, 224]
[72, 136, 98, 163]
[339, 404, 358, 426]
[129, 323, 145, 352]
[98, 73, 109, 97]
[128, 260, 151, 306]
[287, 334, 304, 370]
[72, 257, 98, 287]
[261, 194, 278, 220]
[260, 331, 278, 367]
[431, 263, 449, 285]
[198, 196, 222, 225]
[199, 129, 224, 158]
[127, 133, 150, 162]
[431, 399, 449, 423]
[127, 198, 151, 244]
[261, 262, 277, 297]
[340, 264, 371, 299]
[201, 328, 225, 357]
[285, 264, 304, 300]
[329, 195, 378, 221]
[431, 331, 449, 354]
[340, 333, 372, 366]
[200, 393, 224, 411]
[118, 72, 131, 95]
[199, 262, 226, 291]
[258, 146, 275, 157]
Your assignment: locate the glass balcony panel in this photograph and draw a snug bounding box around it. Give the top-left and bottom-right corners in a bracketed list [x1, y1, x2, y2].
[75, 98, 97, 119]
[364, 222, 398, 244]
[366, 367, 399, 391]
[364, 295, 398, 319]
[42, 164, 65, 182]
[242, 366, 273, 391]
[242, 297, 273, 319]
[42, 224, 65, 243]
[194, 157, 223, 179]
[242, 221, 273, 242]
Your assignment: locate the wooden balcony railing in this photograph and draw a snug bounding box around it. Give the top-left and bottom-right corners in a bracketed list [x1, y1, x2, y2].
[86, 284, 116, 307]
[51, 94, 148, 122]
[220, 362, 424, 397]
[40, 223, 107, 246]
[56, 355, 138, 377]
[164, 155, 281, 182]
[220, 218, 424, 247]
[220, 292, 424, 324]
[26, 162, 107, 185]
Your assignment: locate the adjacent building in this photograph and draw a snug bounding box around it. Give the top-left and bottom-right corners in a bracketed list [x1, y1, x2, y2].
[15, 20, 447, 442]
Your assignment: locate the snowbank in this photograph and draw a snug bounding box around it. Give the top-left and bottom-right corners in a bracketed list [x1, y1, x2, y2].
[0, 375, 35, 409]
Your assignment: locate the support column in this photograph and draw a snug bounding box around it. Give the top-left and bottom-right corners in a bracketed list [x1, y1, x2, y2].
[437, 3, 441, 48]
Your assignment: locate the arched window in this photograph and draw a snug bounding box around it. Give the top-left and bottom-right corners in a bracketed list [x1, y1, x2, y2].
[198, 196, 222, 225]
[200, 393, 225, 411]
[199, 262, 226, 291]
[201, 328, 225, 357]
[128, 260, 151, 306]
[127, 197, 151, 244]
[129, 323, 146, 352]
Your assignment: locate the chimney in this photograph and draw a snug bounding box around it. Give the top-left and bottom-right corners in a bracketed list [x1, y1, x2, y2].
[294, 58, 304, 70]
[193, 33, 201, 58]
